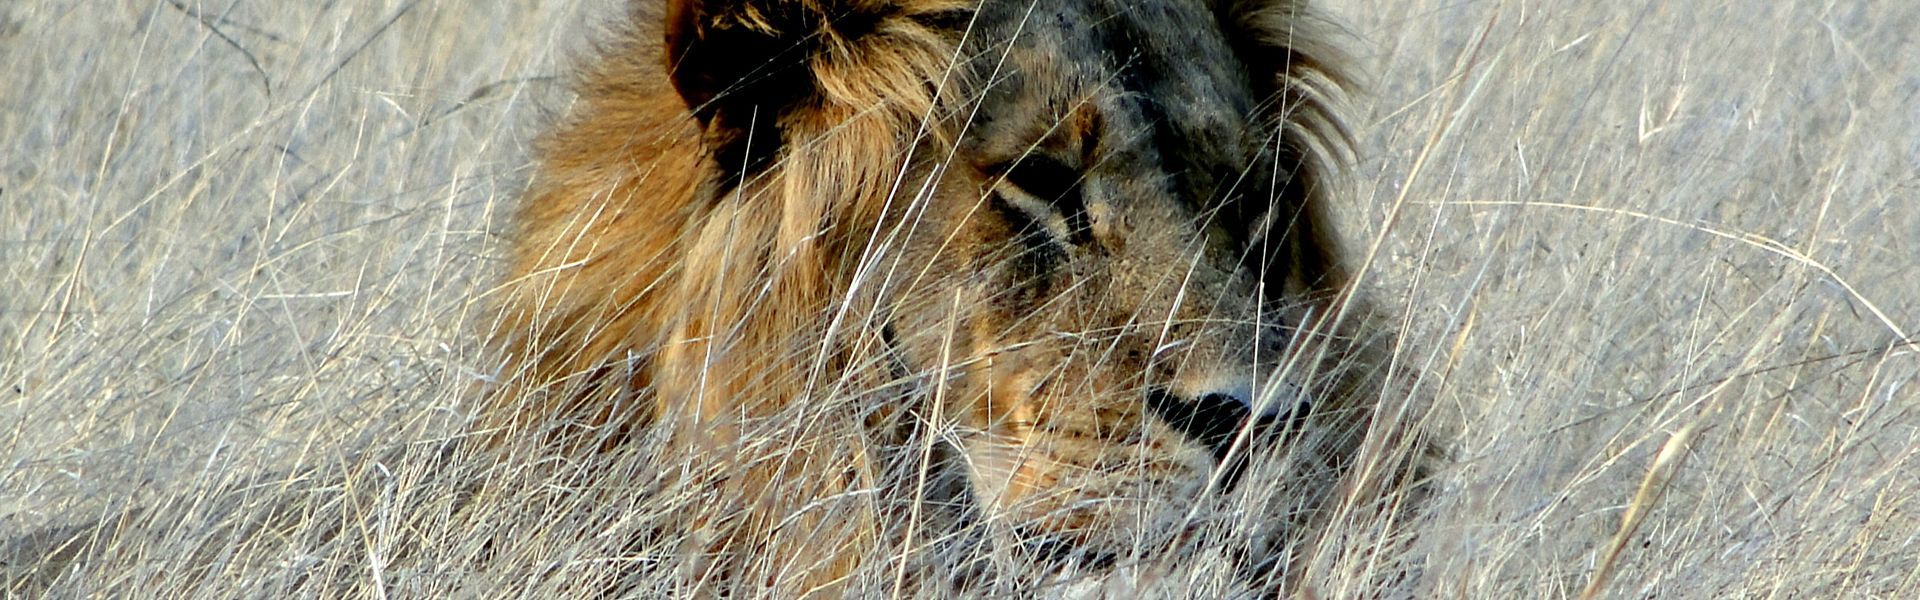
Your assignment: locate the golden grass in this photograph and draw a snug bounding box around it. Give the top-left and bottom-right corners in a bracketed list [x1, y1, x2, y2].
[4, 0, 1915, 597]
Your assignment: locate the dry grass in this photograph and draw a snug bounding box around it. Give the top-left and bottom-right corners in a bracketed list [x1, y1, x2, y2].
[4, 0, 1915, 597]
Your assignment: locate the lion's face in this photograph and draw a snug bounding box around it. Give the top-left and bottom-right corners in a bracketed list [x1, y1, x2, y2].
[869, 0, 1336, 556]
[505, 0, 1354, 579]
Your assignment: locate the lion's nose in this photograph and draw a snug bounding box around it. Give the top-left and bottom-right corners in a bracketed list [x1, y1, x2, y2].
[1146, 388, 1251, 456]
[1145, 382, 1312, 486]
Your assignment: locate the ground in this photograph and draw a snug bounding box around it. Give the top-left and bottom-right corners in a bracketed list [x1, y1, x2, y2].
[2, 0, 1915, 597]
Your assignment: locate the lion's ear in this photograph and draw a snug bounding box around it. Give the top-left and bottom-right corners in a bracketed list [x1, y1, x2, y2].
[663, 0, 821, 124]
[663, 0, 962, 180]
[663, 0, 878, 176]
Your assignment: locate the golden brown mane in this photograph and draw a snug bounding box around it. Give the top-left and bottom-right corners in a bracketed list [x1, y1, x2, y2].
[486, 0, 973, 444]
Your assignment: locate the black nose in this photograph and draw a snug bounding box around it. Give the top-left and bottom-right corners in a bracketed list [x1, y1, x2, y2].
[1146, 390, 1250, 458]
[1145, 388, 1312, 488]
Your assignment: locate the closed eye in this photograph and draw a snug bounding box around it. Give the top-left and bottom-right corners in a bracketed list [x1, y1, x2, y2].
[991, 180, 1069, 243]
[999, 154, 1080, 204]
[987, 155, 1089, 244]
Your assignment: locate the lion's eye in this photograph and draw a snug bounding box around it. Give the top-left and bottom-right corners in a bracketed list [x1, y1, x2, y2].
[1000, 155, 1079, 204]
[987, 155, 1089, 244]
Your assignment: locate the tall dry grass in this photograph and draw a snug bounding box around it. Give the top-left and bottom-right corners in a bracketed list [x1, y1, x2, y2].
[3, 0, 1914, 597]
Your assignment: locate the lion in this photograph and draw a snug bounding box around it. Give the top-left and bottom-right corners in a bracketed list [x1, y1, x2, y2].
[482, 0, 1422, 595]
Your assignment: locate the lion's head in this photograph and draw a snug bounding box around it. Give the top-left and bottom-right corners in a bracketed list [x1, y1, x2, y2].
[492, 0, 1388, 589]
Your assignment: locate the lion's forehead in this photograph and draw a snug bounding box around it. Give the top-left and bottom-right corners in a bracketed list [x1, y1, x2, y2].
[962, 0, 1259, 165]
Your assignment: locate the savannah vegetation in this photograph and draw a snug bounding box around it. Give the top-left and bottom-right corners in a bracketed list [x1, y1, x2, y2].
[3, 0, 1915, 597]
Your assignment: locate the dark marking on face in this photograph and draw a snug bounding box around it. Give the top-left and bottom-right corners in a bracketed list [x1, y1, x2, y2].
[1146, 387, 1313, 489]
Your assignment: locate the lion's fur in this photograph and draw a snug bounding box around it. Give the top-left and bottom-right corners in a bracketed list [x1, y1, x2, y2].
[483, 0, 1418, 595]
